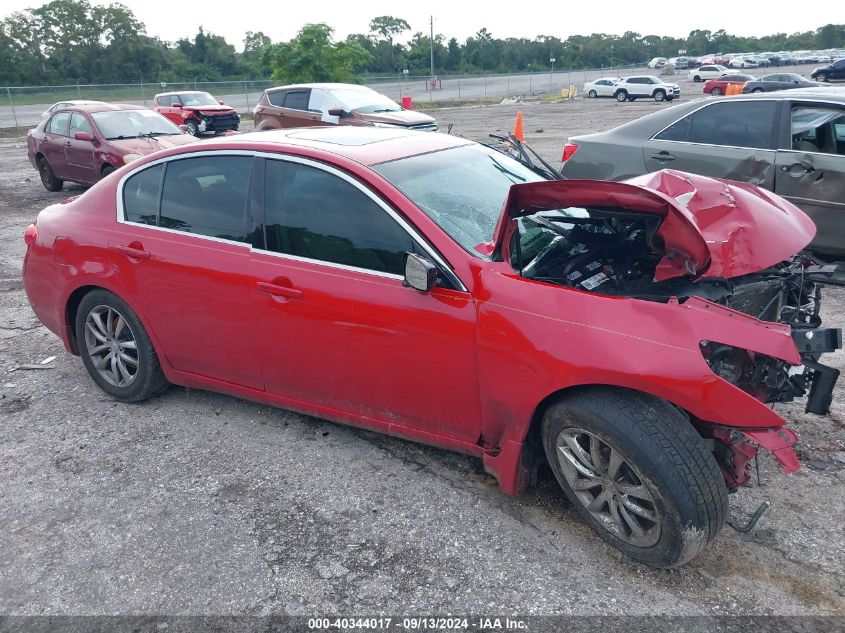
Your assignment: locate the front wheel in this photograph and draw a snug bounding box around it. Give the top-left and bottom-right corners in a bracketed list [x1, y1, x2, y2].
[711, 87, 722, 96]
[818, 75, 829, 82]
[653, 89, 666, 102]
[693, 75, 701, 82]
[615, 90, 628, 102]
[75, 290, 170, 402]
[588, 90, 597, 98]
[184, 119, 200, 136]
[541, 388, 728, 568]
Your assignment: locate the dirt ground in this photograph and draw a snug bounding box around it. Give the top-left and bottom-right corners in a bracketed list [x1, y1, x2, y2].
[1, 96, 844, 618]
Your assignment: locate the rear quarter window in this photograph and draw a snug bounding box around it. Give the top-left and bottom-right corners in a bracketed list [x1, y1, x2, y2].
[123, 164, 164, 226]
[267, 90, 286, 107]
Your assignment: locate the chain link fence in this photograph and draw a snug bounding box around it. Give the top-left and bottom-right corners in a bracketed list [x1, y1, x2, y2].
[1, 65, 652, 128]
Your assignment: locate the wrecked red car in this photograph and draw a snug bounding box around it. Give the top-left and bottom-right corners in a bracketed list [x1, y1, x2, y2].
[21, 128, 841, 568]
[153, 91, 240, 136]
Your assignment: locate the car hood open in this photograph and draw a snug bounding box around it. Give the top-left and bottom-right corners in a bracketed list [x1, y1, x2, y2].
[492, 169, 816, 281]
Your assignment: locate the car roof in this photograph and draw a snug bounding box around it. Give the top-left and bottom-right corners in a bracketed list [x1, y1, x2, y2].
[265, 83, 377, 93]
[190, 127, 474, 166]
[154, 91, 212, 97]
[56, 103, 149, 113]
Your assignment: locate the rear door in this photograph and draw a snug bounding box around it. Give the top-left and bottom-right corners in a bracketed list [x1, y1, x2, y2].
[110, 153, 266, 388]
[642, 99, 779, 188]
[276, 89, 322, 128]
[64, 112, 98, 183]
[41, 111, 71, 178]
[774, 101, 845, 254]
[156, 95, 182, 124]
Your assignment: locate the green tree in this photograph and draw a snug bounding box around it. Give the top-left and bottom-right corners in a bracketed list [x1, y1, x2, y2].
[369, 15, 409, 70]
[262, 23, 370, 83]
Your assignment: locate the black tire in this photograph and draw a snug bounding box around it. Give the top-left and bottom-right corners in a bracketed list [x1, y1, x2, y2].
[711, 87, 722, 96]
[588, 89, 597, 98]
[819, 74, 829, 83]
[75, 289, 169, 403]
[653, 89, 666, 102]
[541, 387, 728, 568]
[752, 88, 763, 93]
[184, 119, 200, 136]
[101, 164, 115, 178]
[615, 90, 628, 102]
[693, 75, 701, 82]
[37, 156, 63, 192]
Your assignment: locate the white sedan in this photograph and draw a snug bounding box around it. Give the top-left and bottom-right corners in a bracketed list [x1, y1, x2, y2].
[41, 99, 107, 119]
[583, 77, 620, 98]
[688, 65, 729, 82]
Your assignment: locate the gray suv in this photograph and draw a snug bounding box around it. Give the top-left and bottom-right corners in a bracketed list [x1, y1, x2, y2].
[560, 89, 845, 256]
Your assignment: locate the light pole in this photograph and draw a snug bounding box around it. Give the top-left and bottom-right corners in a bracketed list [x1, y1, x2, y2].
[549, 56, 555, 90]
[610, 44, 614, 69]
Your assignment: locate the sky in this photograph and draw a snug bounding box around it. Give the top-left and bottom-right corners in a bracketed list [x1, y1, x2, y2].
[0, 0, 840, 50]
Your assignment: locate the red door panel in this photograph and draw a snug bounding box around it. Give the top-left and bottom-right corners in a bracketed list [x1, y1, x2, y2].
[250, 251, 482, 443]
[108, 228, 265, 390]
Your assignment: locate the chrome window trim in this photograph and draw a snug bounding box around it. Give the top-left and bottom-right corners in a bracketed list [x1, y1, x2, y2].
[650, 96, 845, 148]
[776, 148, 845, 159]
[115, 149, 468, 292]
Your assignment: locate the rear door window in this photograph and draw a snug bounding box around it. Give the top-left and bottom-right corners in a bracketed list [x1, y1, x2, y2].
[283, 90, 310, 111]
[46, 112, 70, 135]
[655, 100, 778, 149]
[156, 156, 253, 241]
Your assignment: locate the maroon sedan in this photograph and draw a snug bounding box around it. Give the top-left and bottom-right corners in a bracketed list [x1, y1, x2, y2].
[27, 103, 197, 191]
[21, 127, 841, 567]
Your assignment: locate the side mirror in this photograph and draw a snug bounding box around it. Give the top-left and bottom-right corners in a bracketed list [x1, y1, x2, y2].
[74, 131, 93, 142]
[218, 100, 224, 105]
[327, 108, 345, 117]
[171, 102, 181, 108]
[403, 253, 437, 293]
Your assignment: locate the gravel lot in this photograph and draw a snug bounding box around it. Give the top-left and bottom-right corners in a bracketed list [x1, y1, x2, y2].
[1, 93, 844, 618]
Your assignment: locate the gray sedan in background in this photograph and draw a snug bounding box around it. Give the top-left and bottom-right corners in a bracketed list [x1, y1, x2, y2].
[560, 89, 845, 256]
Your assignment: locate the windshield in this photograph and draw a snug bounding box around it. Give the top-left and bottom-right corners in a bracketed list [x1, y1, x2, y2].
[178, 92, 219, 106]
[93, 110, 182, 139]
[330, 88, 402, 114]
[374, 144, 545, 253]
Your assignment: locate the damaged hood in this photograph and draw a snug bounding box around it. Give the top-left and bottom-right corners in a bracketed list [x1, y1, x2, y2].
[494, 169, 816, 281]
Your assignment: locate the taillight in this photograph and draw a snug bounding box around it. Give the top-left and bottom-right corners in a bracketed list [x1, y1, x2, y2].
[24, 223, 37, 247]
[561, 142, 579, 162]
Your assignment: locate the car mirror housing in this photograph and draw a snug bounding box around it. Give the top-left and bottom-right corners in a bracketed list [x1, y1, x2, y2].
[327, 108, 345, 117]
[403, 253, 437, 293]
[74, 131, 93, 142]
[171, 102, 181, 108]
[218, 100, 224, 105]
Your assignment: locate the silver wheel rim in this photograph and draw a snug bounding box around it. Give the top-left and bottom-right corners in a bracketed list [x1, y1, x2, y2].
[556, 428, 661, 547]
[84, 305, 139, 388]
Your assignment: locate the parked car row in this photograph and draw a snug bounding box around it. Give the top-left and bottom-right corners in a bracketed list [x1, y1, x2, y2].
[28, 84, 438, 192]
[583, 76, 680, 102]
[651, 49, 845, 71]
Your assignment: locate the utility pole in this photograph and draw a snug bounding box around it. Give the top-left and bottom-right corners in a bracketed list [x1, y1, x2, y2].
[430, 15, 435, 81]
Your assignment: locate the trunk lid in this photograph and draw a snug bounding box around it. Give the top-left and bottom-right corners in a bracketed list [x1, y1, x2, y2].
[493, 169, 816, 281]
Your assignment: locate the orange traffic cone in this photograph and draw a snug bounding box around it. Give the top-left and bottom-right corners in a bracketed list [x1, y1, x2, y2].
[513, 111, 524, 142]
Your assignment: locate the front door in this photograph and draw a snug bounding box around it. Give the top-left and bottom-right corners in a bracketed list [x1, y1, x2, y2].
[251, 156, 482, 442]
[775, 103, 845, 255]
[64, 112, 98, 183]
[110, 154, 265, 389]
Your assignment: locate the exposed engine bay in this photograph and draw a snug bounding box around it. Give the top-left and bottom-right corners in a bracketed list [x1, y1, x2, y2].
[511, 206, 842, 415]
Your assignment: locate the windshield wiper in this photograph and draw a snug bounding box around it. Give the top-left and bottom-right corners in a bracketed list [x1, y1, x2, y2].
[138, 131, 170, 139]
[105, 135, 132, 140]
[372, 108, 400, 113]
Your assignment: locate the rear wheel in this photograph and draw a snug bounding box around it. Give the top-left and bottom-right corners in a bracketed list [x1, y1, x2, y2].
[653, 89, 666, 102]
[541, 387, 728, 568]
[615, 90, 628, 102]
[75, 290, 169, 402]
[37, 157, 63, 192]
[588, 89, 597, 98]
[711, 87, 722, 96]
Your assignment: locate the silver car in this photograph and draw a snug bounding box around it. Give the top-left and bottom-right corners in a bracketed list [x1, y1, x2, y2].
[560, 88, 845, 256]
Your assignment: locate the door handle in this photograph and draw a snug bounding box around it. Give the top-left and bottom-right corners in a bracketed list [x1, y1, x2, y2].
[651, 151, 676, 161]
[257, 281, 302, 299]
[113, 245, 150, 260]
[781, 162, 815, 176]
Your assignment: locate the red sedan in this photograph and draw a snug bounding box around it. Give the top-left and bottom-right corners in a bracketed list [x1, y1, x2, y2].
[27, 103, 197, 191]
[22, 128, 841, 567]
[702, 73, 756, 95]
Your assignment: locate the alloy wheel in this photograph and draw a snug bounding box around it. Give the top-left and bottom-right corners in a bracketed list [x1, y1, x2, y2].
[83, 305, 139, 388]
[556, 428, 661, 547]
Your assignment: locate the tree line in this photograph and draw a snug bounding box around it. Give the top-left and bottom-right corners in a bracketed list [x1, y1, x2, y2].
[1, 0, 843, 86]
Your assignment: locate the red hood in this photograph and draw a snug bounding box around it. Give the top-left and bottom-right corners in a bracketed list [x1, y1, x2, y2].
[492, 169, 816, 281]
[108, 134, 198, 154]
[182, 104, 237, 114]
